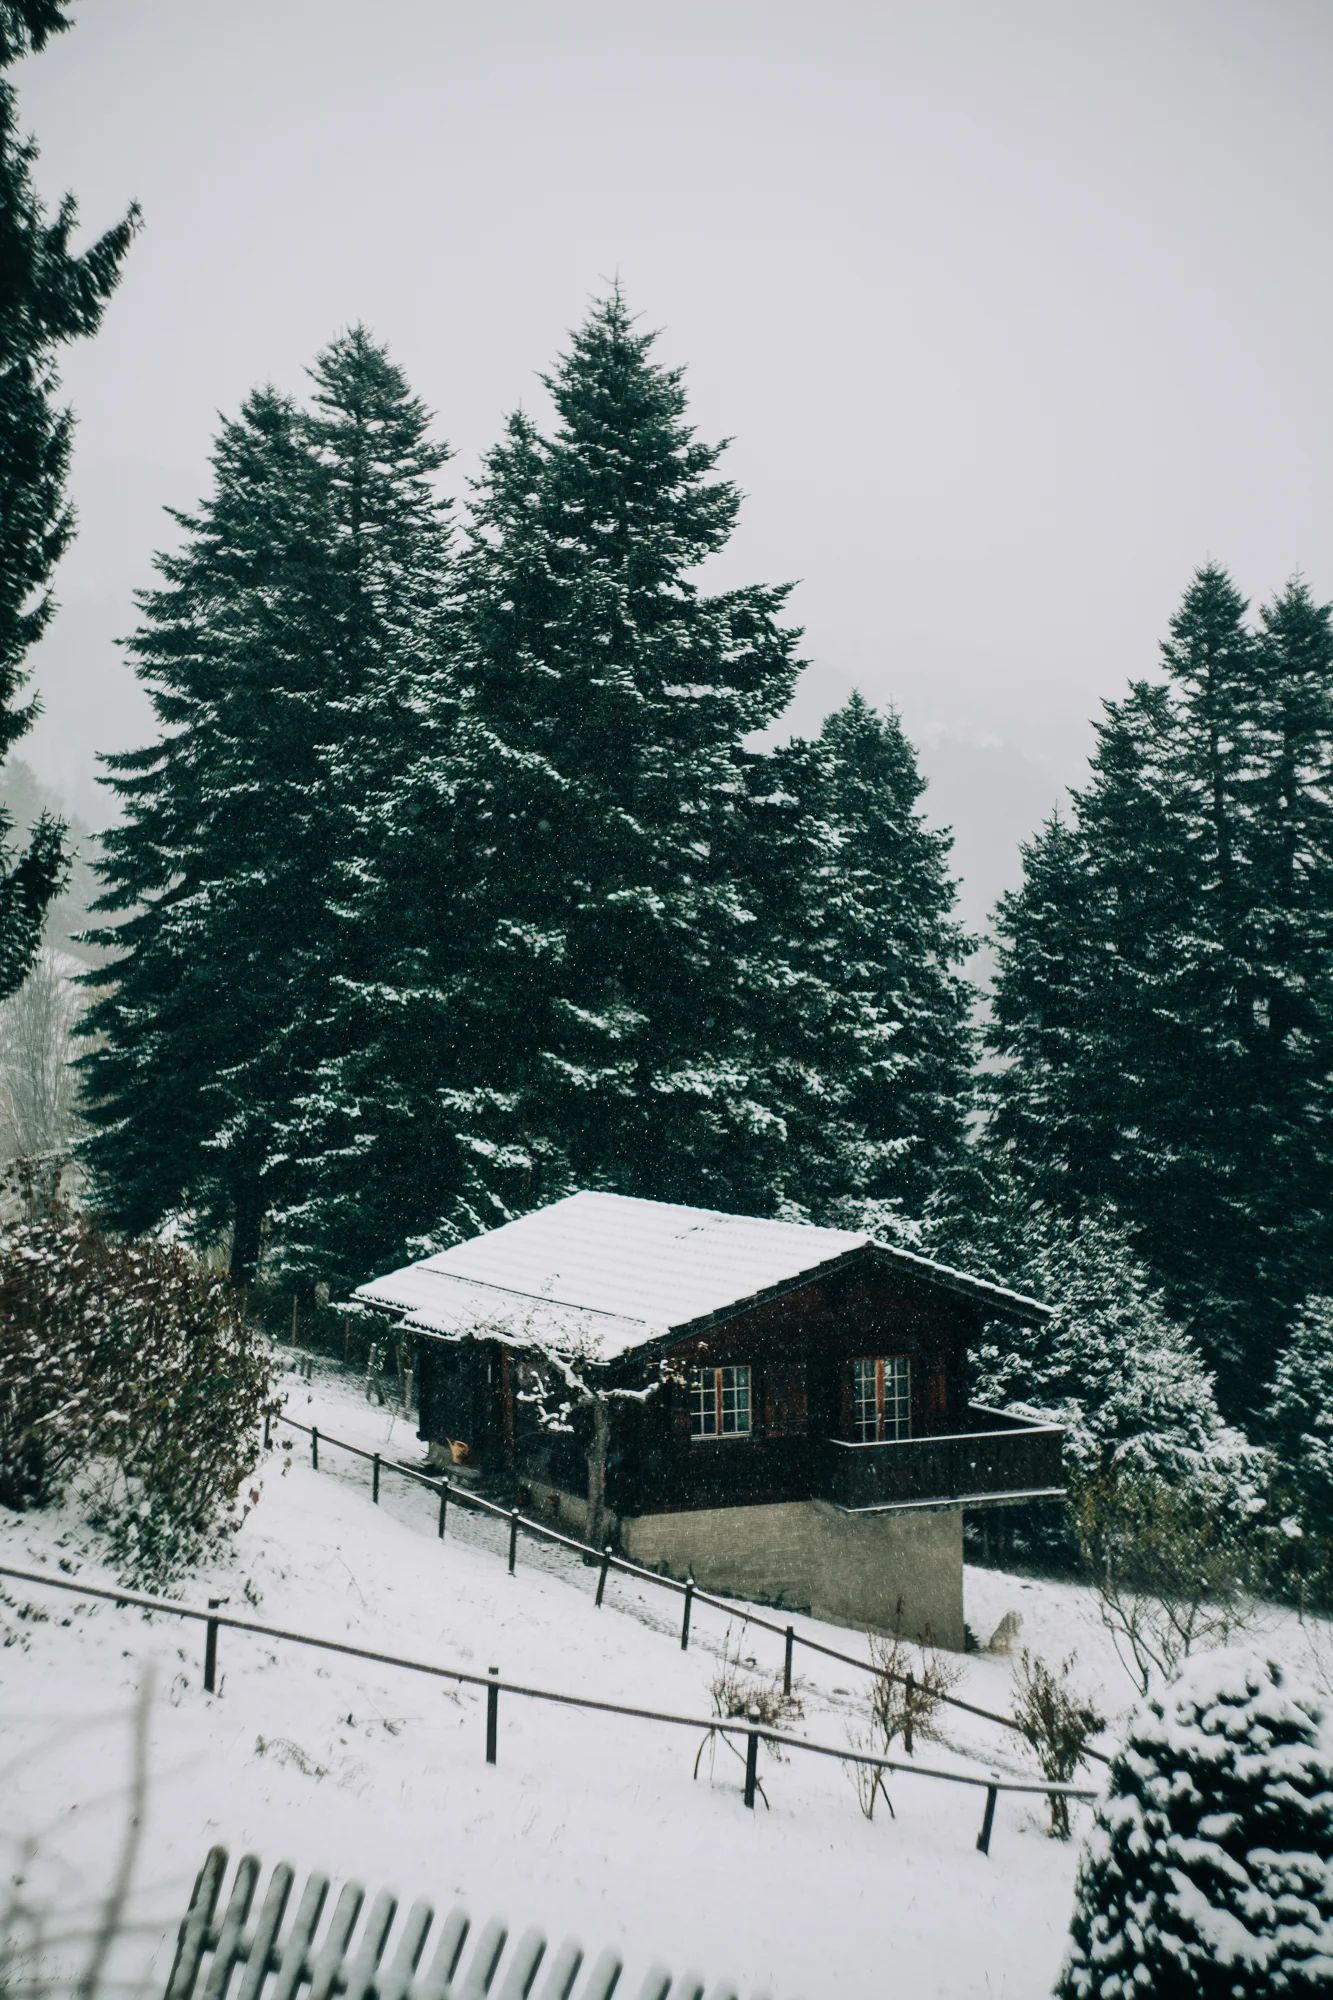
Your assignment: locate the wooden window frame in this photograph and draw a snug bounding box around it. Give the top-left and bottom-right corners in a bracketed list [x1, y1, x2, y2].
[852, 1354, 912, 1442]
[690, 1363, 752, 1442]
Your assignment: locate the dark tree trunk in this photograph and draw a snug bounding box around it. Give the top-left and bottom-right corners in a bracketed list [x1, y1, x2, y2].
[230, 1177, 264, 1286]
[585, 1399, 611, 1549]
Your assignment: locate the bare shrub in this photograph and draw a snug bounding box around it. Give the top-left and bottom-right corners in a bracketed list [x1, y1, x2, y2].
[842, 1634, 962, 1821]
[843, 1714, 894, 1820]
[867, 1632, 962, 1752]
[1012, 1649, 1103, 1838]
[709, 1626, 804, 1733]
[1, 1679, 157, 2000]
[1073, 1466, 1261, 1695]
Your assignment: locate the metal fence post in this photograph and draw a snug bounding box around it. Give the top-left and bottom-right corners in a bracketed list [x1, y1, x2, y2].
[743, 1710, 760, 1809]
[976, 1781, 999, 1856]
[508, 1509, 519, 1575]
[783, 1626, 794, 1697]
[905, 1672, 915, 1756]
[486, 1668, 499, 1765]
[311, 1427, 319, 1471]
[372, 1454, 381, 1504]
[204, 1600, 221, 1693]
[595, 1546, 612, 1609]
[263, 1410, 271, 1451]
[681, 1579, 695, 1651]
[438, 1480, 449, 1538]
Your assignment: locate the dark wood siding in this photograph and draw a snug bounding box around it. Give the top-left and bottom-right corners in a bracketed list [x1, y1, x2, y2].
[606, 1253, 984, 1517]
[414, 1248, 1015, 1515]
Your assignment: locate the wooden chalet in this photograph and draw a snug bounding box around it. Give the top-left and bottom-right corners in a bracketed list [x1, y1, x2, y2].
[355, 1192, 1062, 1645]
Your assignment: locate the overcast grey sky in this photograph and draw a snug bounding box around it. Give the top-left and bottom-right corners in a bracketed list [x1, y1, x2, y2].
[13, 0, 1333, 932]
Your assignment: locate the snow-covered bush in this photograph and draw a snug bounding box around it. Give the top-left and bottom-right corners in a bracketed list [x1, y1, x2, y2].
[1057, 1650, 1333, 1998]
[0, 1183, 275, 1584]
[0, 1180, 117, 1508]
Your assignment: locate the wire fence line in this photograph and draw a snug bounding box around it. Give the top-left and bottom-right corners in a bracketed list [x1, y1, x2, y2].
[273, 1411, 1111, 1767]
[0, 1559, 1098, 1857]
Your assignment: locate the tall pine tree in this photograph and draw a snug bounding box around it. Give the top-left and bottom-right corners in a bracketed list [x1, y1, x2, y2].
[989, 564, 1333, 1407]
[81, 333, 455, 1279]
[744, 694, 975, 1228]
[0, 0, 137, 993]
[288, 292, 804, 1281]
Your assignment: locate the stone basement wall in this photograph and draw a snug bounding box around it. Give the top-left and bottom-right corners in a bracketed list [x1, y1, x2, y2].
[527, 1483, 964, 1650]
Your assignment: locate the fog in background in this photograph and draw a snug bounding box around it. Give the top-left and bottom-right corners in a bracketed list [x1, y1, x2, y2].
[10, 0, 1333, 945]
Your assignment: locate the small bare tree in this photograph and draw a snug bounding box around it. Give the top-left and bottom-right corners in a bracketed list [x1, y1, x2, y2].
[509, 1313, 683, 1548]
[1073, 1466, 1260, 1695]
[0, 948, 85, 1173]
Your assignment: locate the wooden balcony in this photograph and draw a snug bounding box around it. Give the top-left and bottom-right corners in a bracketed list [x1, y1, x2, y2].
[816, 1404, 1064, 1514]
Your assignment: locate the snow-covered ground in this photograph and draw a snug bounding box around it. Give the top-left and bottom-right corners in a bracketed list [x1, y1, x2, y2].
[2, 1353, 1327, 2000]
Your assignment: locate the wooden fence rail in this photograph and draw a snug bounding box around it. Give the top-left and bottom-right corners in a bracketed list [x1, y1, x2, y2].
[0, 1561, 1097, 1857]
[273, 1412, 1111, 1766]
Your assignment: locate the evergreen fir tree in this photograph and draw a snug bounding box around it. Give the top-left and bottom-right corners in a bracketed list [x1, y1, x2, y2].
[1058, 1651, 1333, 1998]
[1264, 1296, 1333, 1540]
[746, 694, 975, 1225]
[989, 565, 1333, 1405]
[81, 334, 454, 1280]
[0, 0, 137, 994]
[968, 1201, 1257, 1504]
[291, 292, 803, 1280]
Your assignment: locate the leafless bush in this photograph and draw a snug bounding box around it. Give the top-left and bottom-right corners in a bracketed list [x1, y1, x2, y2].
[704, 1624, 800, 1768]
[709, 1626, 804, 1734]
[842, 1634, 962, 1821]
[867, 1632, 962, 1752]
[1073, 1467, 1261, 1695]
[843, 1714, 894, 1820]
[1, 1679, 157, 2000]
[1012, 1649, 1103, 1838]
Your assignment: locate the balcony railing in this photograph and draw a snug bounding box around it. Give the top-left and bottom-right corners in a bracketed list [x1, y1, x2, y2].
[817, 1404, 1064, 1513]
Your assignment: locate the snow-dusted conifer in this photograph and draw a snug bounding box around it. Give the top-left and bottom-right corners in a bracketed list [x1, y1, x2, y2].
[81, 334, 454, 1280]
[969, 1204, 1258, 1502]
[751, 694, 975, 1222]
[1265, 1297, 1333, 1540]
[989, 565, 1333, 1409]
[460, 290, 801, 1210]
[1057, 1650, 1333, 1998]
[292, 291, 804, 1280]
[0, 2, 136, 997]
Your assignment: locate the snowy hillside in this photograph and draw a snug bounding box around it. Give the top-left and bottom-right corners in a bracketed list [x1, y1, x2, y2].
[2, 1355, 1326, 2000]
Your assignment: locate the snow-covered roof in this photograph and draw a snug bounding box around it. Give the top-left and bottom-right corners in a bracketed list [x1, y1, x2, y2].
[353, 1191, 1050, 1359]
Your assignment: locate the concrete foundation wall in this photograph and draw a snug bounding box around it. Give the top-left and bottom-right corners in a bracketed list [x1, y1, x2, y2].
[523, 1483, 963, 1648]
[619, 1500, 963, 1649]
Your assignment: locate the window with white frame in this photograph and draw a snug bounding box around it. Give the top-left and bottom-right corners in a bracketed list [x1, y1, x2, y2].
[690, 1364, 752, 1439]
[852, 1355, 911, 1441]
